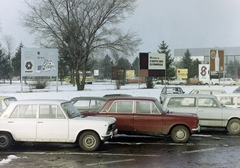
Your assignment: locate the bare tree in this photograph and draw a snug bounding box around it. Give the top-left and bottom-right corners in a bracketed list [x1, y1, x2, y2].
[2, 34, 15, 84]
[21, 0, 141, 91]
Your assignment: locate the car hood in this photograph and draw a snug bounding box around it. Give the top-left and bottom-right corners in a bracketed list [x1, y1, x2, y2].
[77, 115, 116, 124]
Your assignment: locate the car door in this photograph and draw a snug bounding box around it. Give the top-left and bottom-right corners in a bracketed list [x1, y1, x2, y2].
[8, 104, 37, 140]
[133, 100, 162, 133]
[197, 97, 223, 126]
[37, 104, 68, 140]
[105, 100, 134, 132]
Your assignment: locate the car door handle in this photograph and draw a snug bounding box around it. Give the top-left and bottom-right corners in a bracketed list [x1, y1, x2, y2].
[107, 115, 112, 117]
[38, 121, 43, 123]
[134, 116, 139, 118]
[8, 121, 14, 123]
[198, 110, 203, 112]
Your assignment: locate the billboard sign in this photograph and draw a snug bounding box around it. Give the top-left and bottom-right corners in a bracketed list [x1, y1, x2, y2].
[139, 52, 166, 77]
[199, 64, 210, 82]
[210, 50, 224, 72]
[177, 69, 188, 79]
[21, 48, 58, 77]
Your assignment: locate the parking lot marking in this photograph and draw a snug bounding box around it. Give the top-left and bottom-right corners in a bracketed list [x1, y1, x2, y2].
[86, 159, 135, 166]
[182, 148, 216, 154]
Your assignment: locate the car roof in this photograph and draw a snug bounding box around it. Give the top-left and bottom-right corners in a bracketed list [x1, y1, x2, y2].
[107, 97, 157, 101]
[103, 94, 132, 98]
[162, 86, 182, 89]
[165, 94, 216, 98]
[190, 89, 226, 92]
[70, 97, 107, 101]
[9, 99, 69, 105]
[215, 93, 240, 97]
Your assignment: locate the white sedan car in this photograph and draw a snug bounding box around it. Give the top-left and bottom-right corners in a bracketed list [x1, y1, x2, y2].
[162, 94, 240, 134]
[0, 99, 117, 151]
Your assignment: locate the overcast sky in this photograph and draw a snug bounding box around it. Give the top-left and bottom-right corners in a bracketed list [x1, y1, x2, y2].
[1, 0, 240, 57]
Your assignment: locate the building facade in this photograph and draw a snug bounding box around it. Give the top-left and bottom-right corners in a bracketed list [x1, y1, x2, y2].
[174, 47, 240, 68]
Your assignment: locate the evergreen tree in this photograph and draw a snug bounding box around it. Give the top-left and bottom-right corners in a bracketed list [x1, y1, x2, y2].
[180, 49, 192, 69]
[226, 60, 240, 79]
[179, 49, 192, 79]
[117, 57, 131, 70]
[157, 41, 175, 81]
[99, 55, 114, 79]
[12, 43, 23, 78]
[131, 56, 139, 77]
[189, 59, 201, 78]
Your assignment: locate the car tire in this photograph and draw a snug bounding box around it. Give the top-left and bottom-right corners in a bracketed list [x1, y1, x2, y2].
[79, 131, 100, 151]
[227, 119, 240, 134]
[0, 132, 13, 150]
[171, 125, 190, 143]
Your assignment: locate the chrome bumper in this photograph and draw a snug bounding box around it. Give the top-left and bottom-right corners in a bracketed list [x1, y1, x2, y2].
[192, 125, 200, 132]
[101, 128, 118, 140]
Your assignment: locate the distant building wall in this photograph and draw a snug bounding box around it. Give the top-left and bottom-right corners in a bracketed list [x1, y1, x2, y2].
[174, 47, 240, 68]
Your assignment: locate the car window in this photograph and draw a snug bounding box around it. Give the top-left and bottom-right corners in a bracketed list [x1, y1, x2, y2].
[198, 98, 218, 107]
[136, 101, 160, 114]
[108, 101, 133, 113]
[10, 105, 37, 118]
[90, 100, 106, 110]
[167, 97, 195, 107]
[39, 105, 65, 119]
[218, 97, 234, 105]
[61, 102, 80, 118]
[73, 100, 90, 110]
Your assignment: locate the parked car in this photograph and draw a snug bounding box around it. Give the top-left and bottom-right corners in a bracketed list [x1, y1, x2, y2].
[219, 78, 236, 86]
[70, 97, 107, 113]
[160, 87, 185, 103]
[82, 97, 200, 143]
[215, 93, 240, 108]
[187, 78, 203, 85]
[156, 78, 186, 85]
[162, 94, 240, 134]
[189, 89, 226, 95]
[0, 96, 17, 115]
[0, 99, 117, 151]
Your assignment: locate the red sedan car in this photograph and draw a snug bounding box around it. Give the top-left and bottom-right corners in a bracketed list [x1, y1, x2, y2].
[82, 97, 199, 143]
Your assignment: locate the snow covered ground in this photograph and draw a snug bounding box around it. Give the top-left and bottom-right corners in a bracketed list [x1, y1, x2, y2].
[0, 81, 238, 101]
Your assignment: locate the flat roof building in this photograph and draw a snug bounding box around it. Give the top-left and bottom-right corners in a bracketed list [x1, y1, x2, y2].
[174, 47, 240, 67]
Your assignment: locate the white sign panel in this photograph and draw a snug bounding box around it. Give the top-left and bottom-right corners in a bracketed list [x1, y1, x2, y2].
[199, 64, 210, 81]
[148, 53, 165, 70]
[21, 48, 58, 76]
[94, 70, 99, 76]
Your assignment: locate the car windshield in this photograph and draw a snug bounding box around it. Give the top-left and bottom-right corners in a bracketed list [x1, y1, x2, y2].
[61, 102, 82, 118]
[155, 100, 168, 114]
